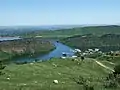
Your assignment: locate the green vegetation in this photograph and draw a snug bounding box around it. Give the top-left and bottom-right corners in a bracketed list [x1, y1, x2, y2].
[21, 25, 120, 38]
[0, 58, 118, 90]
[1, 25, 120, 90]
[75, 25, 120, 36]
[61, 34, 120, 52]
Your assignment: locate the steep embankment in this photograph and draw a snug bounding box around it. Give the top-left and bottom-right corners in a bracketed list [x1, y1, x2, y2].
[0, 38, 55, 61]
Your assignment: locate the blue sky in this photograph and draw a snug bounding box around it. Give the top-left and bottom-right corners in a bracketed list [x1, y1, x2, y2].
[0, 0, 120, 26]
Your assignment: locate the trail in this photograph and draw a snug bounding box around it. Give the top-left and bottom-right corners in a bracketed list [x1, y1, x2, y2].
[93, 60, 114, 72]
[103, 61, 115, 65]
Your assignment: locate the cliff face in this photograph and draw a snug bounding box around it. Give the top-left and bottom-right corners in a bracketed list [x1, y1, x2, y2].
[0, 38, 55, 60]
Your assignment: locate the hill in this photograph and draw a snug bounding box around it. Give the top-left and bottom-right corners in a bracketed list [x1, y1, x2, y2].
[24, 25, 120, 38]
[61, 34, 120, 52]
[1, 25, 120, 38]
[0, 58, 116, 90]
[76, 25, 120, 36]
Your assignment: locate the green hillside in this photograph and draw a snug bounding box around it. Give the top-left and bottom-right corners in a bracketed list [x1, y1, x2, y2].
[61, 34, 120, 52]
[0, 58, 117, 90]
[21, 25, 120, 38]
[78, 25, 120, 36]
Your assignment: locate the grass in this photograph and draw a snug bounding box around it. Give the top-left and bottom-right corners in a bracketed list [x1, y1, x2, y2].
[0, 58, 117, 90]
[97, 55, 120, 65]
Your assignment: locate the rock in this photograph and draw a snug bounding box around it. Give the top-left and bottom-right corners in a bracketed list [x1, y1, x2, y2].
[23, 83, 27, 86]
[34, 81, 38, 83]
[7, 78, 10, 80]
[52, 63, 57, 67]
[30, 63, 34, 65]
[58, 73, 61, 75]
[53, 80, 58, 84]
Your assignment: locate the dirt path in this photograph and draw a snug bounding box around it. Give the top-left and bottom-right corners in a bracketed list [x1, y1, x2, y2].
[103, 61, 115, 65]
[94, 60, 114, 72]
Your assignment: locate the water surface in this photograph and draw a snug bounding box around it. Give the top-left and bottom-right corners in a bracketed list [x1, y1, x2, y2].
[0, 37, 21, 41]
[13, 41, 75, 63]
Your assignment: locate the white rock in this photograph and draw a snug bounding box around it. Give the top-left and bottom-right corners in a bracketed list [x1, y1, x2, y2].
[58, 73, 61, 75]
[7, 78, 10, 80]
[52, 63, 57, 67]
[34, 81, 38, 83]
[23, 83, 27, 86]
[53, 80, 58, 84]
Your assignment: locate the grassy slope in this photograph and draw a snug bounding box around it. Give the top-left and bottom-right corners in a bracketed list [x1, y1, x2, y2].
[0, 58, 116, 90]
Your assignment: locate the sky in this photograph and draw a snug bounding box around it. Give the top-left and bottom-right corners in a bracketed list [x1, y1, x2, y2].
[0, 0, 120, 26]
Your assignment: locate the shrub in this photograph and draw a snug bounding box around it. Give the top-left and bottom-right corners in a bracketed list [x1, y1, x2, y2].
[0, 61, 6, 75]
[114, 64, 120, 75]
[104, 73, 119, 88]
[83, 84, 94, 90]
[72, 76, 94, 90]
[104, 79, 118, 88]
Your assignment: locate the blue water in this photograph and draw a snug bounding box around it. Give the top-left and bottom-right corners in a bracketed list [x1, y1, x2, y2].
[0, 37, 75, 63]
[13, 41, 75, 63]
[0, 37, 21, 41]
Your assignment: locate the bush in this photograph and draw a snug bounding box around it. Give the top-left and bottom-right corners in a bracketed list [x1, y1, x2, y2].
[83, 84, 94, 90]
[114, 64, 120, 75]
[104, 79, 118, 88]
[104, 73, 120, 88]
[73, 76, 94, 90]
[0, 61, 6, 75]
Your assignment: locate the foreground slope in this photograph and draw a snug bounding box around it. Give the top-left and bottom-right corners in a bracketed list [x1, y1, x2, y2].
[0, 58, 116, 90]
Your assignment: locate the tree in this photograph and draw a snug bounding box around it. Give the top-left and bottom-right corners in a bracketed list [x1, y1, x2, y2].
[0, 61, 6, 75]
[113, 64, 120, 75]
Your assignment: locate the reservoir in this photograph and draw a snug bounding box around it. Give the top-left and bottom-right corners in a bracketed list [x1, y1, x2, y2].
[0, 37, 75, 63]
[0, 37, 21, 41]
[12, 41, 75, 63]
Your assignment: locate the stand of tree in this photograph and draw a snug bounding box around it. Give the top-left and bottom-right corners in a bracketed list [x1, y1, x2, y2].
[61, 34, 120, 52]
